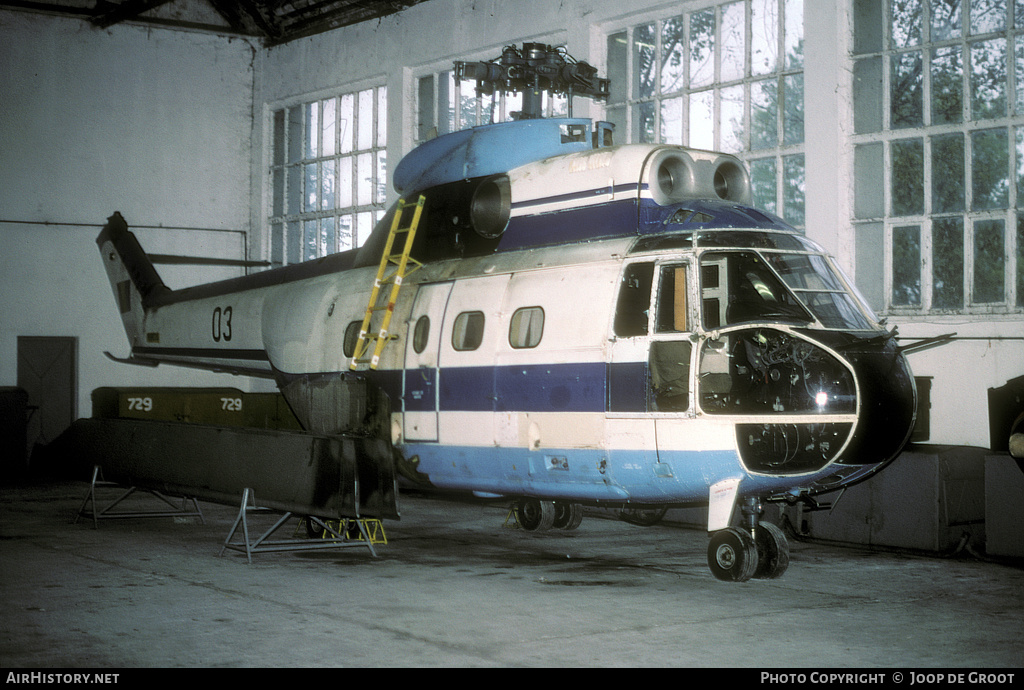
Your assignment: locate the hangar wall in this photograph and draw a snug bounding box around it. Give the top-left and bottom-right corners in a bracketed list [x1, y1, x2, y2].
[0, 9, 266, 451]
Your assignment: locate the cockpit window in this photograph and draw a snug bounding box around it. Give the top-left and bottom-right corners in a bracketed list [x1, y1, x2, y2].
[700, 250, 876, 331]
[700, 251, 812, 329]
[763, 253, 876, 330]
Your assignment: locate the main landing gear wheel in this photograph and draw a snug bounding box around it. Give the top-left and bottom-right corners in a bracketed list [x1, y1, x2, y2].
[305, 516, 324, 538]
[707, 527, 759, 582]
[753, 522, 790, 579]
[515, 498, 555, 531]
[553, 502, 583, 530]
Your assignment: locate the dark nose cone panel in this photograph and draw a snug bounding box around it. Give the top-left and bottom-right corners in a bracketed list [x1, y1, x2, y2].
[802, 335, 917, 495]
[835, 341, 917, 468]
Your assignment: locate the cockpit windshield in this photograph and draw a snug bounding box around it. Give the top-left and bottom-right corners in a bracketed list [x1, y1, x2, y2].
[763, 253, 876, 330]
[700, 250, 876, 331]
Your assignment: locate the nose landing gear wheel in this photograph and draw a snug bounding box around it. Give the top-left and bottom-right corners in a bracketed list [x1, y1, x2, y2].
[707, 527, 759, 582]
[753, 522, 790, 579]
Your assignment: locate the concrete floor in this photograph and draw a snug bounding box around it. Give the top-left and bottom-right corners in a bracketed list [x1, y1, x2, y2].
[1, 480, 1022, 668]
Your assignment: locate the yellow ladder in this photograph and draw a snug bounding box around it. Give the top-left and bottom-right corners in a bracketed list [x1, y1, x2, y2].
[303, 517, 388, 545]
[350, 195, 426, 370]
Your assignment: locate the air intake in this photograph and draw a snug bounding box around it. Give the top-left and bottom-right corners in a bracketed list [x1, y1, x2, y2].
[469, 174, 512, 238]
[645, 149, 751, 205]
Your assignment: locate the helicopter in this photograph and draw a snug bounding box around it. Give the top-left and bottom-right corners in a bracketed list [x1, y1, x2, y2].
[95, 44, 916, 581]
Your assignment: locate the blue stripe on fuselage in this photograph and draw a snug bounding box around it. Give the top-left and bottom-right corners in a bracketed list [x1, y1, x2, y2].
[498, 198, 639, 251]
[370, 361, 636, 413]
[403, 441, 840, 505]
[496, 195, 794, 253]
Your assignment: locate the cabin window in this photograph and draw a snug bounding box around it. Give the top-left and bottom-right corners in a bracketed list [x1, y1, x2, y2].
[413, 316, 430, 354]
[655, 264, 689, 332]
[452, 311, 485, 351]
[343, 321, 361, 358]
[852, 0, 1024, 316]
[614, 262, 655, 336]
[509, 307, 544, 349]
[268, 85, 388, 267]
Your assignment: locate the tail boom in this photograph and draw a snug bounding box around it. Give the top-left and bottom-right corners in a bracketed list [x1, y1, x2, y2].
[96, 212, 274, 378]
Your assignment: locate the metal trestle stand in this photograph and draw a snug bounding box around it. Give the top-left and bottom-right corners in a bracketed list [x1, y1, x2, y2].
[75, 465, 205, 528]
[219, 488, 380, 564]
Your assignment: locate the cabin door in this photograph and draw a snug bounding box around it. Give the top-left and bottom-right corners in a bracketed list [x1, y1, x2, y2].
[607, 260, 696, 468]
[648, 261, 697, 468]
[402, 282, 453, 442]
[606, 261, 659, 469]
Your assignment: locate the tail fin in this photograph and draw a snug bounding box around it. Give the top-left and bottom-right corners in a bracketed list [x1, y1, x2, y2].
[96, 212, 170, 350]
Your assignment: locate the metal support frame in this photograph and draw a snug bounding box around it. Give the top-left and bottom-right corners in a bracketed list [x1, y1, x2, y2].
[503, 505, 521, 528]
[75, 465, 205, 529]
[220, 488, 379, 564]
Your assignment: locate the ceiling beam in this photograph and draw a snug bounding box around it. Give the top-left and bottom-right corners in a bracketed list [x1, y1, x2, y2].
[0, 0, 95, 18]
[232, 0, 281, 40]
[268, 0, 412, 45]
[2, 0, 430, 44]
[91, 0, 176, 28]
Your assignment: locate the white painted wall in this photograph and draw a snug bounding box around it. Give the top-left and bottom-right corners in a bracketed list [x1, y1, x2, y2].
[0, 9, 263, 429]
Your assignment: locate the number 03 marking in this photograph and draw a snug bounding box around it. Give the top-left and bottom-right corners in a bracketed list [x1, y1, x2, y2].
[212, 306, 233, 342]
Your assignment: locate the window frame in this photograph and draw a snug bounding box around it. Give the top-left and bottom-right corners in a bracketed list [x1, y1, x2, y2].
[267, 84, 388, 268]
[343, 321, 362, 358]
[851, 0, 1024, 316]
[413, 315, 430, 354]
[451, 311, 486, 351]
[602, 0, 806, 227]
[508, 306, 545, 349]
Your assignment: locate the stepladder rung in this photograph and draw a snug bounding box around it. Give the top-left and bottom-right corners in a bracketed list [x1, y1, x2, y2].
[350, 193, 426, 371]
[358, 332, 396, 344]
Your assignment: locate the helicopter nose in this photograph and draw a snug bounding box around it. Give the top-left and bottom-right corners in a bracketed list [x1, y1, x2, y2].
[840, 340, 917, 469]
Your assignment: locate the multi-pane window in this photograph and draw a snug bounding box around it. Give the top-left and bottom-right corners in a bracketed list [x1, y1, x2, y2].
[268, 86, 387, 266]
[416, 69, 567, 144]
[605, 0, 806, 225]
[852, 0, 1024, 315]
